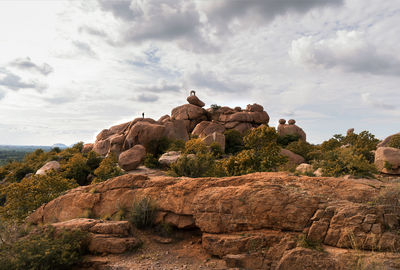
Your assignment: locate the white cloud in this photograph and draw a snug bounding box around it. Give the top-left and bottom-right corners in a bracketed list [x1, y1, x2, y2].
[290, 30, 400, 76]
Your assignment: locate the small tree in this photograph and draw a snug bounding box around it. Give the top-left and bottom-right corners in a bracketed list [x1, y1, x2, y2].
[93, 153, 123, 183]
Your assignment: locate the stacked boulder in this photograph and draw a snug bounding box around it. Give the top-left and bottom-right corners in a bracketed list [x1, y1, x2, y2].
[277, 119, 306, 141]
[91, 91, 270, 171]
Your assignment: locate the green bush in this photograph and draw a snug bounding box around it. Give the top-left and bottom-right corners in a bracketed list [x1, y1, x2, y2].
[209, 142, 224, 158]
[0, 225, 88, 270]
[62, 153, 90, 185]
[388, 134, 400, 149]
[243, 125, 278, 150]
[184, 138, 208, 154]
[167, 139, 186, 152]
[93, 153, 123, 183]
[320, 138, 342, 153]
[277, 134, 301, 147]
[0, 173, 77, 220]
[169, 153, 216, 178]
[86, 151, 102, 170]
[224, 129, 244, 154]
[129, 197, 157, 229]
[286, 140, 318, 162]
[317, 148, 377, 178]
[143, 153, 161, 169]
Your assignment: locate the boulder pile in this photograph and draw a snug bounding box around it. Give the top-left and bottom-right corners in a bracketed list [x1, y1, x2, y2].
[91, 92, 270, 170]
[277, 119, 306, 141]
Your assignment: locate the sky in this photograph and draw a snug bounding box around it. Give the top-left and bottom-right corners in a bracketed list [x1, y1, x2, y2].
[0, 0, 399, 146]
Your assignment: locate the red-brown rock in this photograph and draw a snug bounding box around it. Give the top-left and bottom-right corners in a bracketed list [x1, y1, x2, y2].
[118, 144, 146, 171]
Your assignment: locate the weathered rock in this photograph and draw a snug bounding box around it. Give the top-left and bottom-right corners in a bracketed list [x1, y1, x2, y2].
[157, 114, 170, 124]
[82, 143, 94, 154]
[280, 149, 305, 166]
[347, 128, 355, 136]
[187, 95, 205, 107]
[246, 103, 264, 112]
[378, 132, 400, 147]
[89, 234, 139, 254]
[118, 144, 146, 171]
[163, 120, 189, 142]
[276, 247, 339, 270]
[192, 121, 225, 138]
[201, 132, 225, 152]
[93, 139, 110, 156]
[158, 151, 181, 166]
[314, 168, 323, 177]
[108, 134, 126, 156]
[171, 104, 208, 133]
[374, 147, 400, 174]
[277, 120, 307, 141]
[123, 122, 165, 150]
[36, 161, 61, 175]
[296, 163, 313, 174]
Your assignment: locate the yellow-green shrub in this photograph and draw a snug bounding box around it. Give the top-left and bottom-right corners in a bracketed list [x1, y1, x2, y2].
[0, 173, 77, 220]
[224, 129, 244, 154]
[93, 153, 123, 183]
[388, 134, 400, 149]
[168, 153, 216, 178]
[184, 138, 208, 154]
[62, 153, 90, 185]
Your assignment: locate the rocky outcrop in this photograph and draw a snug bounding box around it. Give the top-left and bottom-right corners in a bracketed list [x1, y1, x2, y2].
[35, 161, 61, 175]
[28, 172, 400, 257]
[192, 121, 225, 138]
[51, 218, 140, 254]
[201, 132, 225, 152]
[277, 119, 306, 141]
[280, 149, 305, 166]
[158, 151, 181, 166]
[82, 143, 94, 154]
[375, 147, 400, 174]
[378, 132, 400, 147]
[171, 104, 208, 133]
[118, 145, 146, 171]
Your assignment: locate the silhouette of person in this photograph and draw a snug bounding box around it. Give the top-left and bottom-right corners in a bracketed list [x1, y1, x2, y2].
[142, 112, 145, 119]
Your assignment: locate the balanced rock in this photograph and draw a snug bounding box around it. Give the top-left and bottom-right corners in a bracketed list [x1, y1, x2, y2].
[171, 104, 208, 132]
[158, 151, 181, 166]
[374, 147, 400, 174]
[192, 121, 225, 138]
[246, 103, 264, 112]
[118, 144, 146, 171]
[187, 95, 205, 107]
[36, 161, 61, 175]
[277, 119, 306, 141]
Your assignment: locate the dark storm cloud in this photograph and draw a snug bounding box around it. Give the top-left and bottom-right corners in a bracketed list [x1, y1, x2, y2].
[0, 68, 46, 91]
[9, 57, 53, 75]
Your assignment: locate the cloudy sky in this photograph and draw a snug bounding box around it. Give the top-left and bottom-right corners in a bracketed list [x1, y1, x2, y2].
[0, 0, 399, 145]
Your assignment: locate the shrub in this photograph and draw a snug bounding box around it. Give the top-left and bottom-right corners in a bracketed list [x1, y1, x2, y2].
[344, 131, 379, 162]
[372, 185, 400, 206]
[0, 225, 88, 270]
[143, 153, 161, 169]
[168, 153, 216, 178]
[145, 137, 171, 156]
[210, 104, 221, 111]
[93, 153, 123, 183]
[388, 134, 400, 149]
[317, 148, 377, 178]
[62, 153, 90, 185]
[224, 129, 244, 154]
[4, 163, 34, 183]
[209, 142, 224, 158]
[0, 173, 77, 220]
[243, 125, 278, 150]
[286, 140, 317, 162]
[320, 138, 342, 153]
[167, 139, 186, 152]
[129, 197, 157, 229]
[86, 151, 102, 170]
[297, 234, 324, 252]
[277, 134, 300, 147]
[184, 138, 208, 154]
[72, 141, 84, 152]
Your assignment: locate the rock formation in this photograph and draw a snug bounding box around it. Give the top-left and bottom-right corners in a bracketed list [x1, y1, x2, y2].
[375, 147, 400, 174]
[118, 144, 146, 171]
[35, 161, 61, 175]
[378, 132, 400, 147]
[277, 119, 306, 141]
[89, 92, 270, 171]
[28, 172, 400, 269]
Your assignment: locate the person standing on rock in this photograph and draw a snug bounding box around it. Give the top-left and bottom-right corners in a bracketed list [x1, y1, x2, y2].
[142, 112, 145, 119]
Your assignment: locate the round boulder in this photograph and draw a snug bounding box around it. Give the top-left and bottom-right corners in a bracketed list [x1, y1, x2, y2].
[118, 145, 146, 171]
[374, 147, 400, 174]
[187, 95, 205, 107]
[36, 161, 61, 175]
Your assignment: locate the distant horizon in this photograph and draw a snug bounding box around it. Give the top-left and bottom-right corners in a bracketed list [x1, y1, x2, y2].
[0, 0, 399, 145]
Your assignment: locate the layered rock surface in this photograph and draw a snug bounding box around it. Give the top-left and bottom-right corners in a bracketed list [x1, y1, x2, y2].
[28, 172, 400, 269]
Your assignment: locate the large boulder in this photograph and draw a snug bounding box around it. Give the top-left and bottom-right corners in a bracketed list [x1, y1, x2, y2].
[123, 122, 165, 150]
[296, 163, 313, 174]
[187, 95, 205, 107]
[163, 120, 189, 141]
[192, 121, 225, 138]
[378, 132, 400, 147]
[82, 143, 94, 154]
[281, 149, 305, 166]
[171, 104, 208, 132]
[36, 161, 60, 175]
[118, 144, 146, 171]
[108, 134, 126, 157]
[277, 119, 306, 141]
[93, 139, 110, 156]
[374, 147, 400, 174]
[158, 151, 181, 166]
